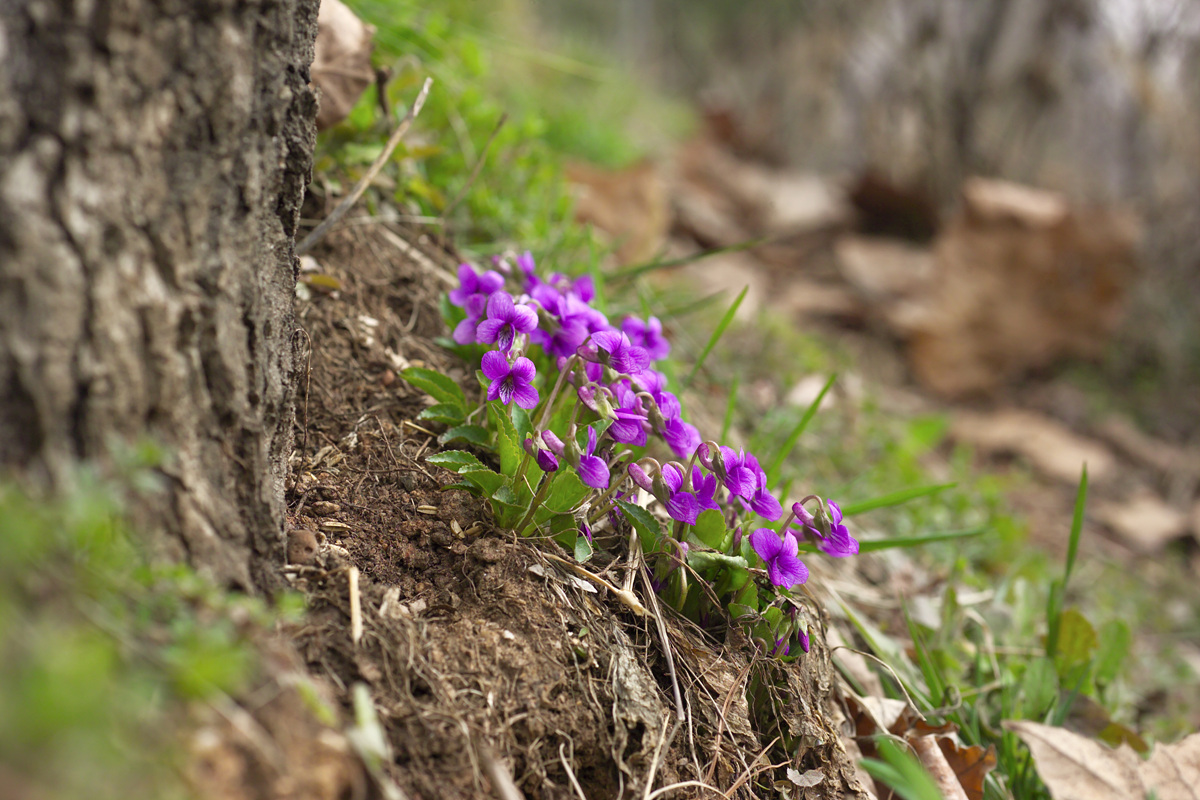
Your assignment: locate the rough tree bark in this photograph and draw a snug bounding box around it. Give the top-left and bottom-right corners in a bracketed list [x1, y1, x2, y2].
[0, 0, 319, 593]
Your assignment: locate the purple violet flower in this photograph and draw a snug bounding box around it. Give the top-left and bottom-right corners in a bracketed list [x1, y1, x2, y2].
[452, 292, 490, 345]
[662, 418, 701, 459]
[792, 499, 859, 558]
[749, 528, 809, 589]
[576, 426, 610, 489]
[579, 330, 650, 376]
[691, 467, 720, 512]
[449, 264, 505, 309]
[622, 316, 670, 361]
[660, 463, 699, 525]
[481, 351, 540, 409]
[477, 292, 538, 352]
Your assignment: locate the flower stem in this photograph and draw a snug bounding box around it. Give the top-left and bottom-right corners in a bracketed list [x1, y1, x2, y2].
[515, 473, 554, 536]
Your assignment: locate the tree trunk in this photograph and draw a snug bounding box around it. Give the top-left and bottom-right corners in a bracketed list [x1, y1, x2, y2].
[0, 0, 319, 593]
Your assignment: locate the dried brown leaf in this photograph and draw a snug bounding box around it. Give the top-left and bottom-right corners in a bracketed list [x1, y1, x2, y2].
[313, 0, 375, 131]
[1006, 720, 1200, 800]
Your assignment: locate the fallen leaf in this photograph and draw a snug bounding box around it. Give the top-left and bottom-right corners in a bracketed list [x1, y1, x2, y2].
[1006, 720, 1200, 800]
[313, 0, 376, 131]
[911, 735, 970, 800]
[951, 408, 1116, 485]
[1097, 490, 1189, 553]
[936, 736, 996, 800]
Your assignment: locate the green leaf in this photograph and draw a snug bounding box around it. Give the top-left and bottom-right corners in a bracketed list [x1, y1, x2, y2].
[542, 471, 590, 514]
[1094, 619, 1131, 685]
[401, 367, 467, 411]
[684, 284, 748, 389]
[766, 372, 836, 483]
[511, 404, 534, 445]
[487, 403, 523, 477]
[1053, 608, 1098, 684]
[615, 500, 664, 553]
[425, 450, 486, 471]
[438, 425, 490, 447]
[686, 550, 748, 573]
[854, 525, 987, 553]
[688, 509, 727, 550]
[458, 468, 504, 498]
[574, 534, 593, 563]
[839, 482, 956, 517]
[417, 403, 467, 425]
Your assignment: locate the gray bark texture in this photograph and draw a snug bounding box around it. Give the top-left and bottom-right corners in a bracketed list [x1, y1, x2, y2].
[0, 0, 319, 593]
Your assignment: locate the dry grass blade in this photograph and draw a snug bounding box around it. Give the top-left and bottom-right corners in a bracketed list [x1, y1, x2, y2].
[298, 77, 433, 254]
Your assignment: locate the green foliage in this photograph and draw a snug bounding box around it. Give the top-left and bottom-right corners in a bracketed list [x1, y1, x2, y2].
[0, 465, 295, 800]
[683, 285, 748, 389]
[860, 739, 945, 800]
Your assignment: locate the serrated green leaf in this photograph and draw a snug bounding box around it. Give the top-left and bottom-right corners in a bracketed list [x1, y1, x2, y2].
[686, 550, 748, 573]
[438, 424, 489, 447]
[615, 500, 664, 553]
[511, 404, 533, 444]
[688, 509, 727, 550]
[459, 468, 504, 498]
[425, 450, 485, 471]
[401, 367, 467, 411]
[417, 403, 467, 425]
[488, 403, 523, 477]
[542, 471, 590, 514]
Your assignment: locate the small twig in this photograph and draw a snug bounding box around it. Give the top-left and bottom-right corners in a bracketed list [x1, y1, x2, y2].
[638, 554, 685, 800]
[643, 780, 725, 800]
[479, 744, 526, 800]
[542, 552, 647, 617]
[559, 742, 589, 800]
[349, 566, 363, 645]
[298, 77, 433, 255]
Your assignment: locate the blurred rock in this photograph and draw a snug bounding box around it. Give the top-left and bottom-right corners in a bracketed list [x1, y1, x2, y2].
[951, 408, 1115, 485]
[313, 0, 375, 131]
[905, 178, 1139, 397]
[1097, 491, 1189, 554]
[565, 159, 670, 265]
[835, 236, 935, 330]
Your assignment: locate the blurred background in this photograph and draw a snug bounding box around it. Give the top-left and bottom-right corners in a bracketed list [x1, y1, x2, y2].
[528, 0, 1200, 440]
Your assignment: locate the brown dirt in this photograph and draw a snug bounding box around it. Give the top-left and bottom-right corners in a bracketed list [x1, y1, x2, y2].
[187, 221, 871, 800]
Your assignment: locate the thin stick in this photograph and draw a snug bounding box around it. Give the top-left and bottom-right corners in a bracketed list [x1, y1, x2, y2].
[349, 566, 363, 645]
[559, 742, 589, 800]
[297, 78, 433, 254]
[638, 556, 685, 800]
[542, 552, 647, 617]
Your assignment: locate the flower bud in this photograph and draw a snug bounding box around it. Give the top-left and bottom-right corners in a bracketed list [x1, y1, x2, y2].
[638, 392, 666, 431]
[627, 461, 655, 493]
[535, 449, 559, 472]
[696, 442, 715, 471]
[540, 430, 565, 456]
[560, 425, 582, 468]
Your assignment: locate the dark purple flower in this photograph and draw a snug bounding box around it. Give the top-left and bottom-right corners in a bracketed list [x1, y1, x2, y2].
[609, 409, 649, 446]
[691, 467, 720, 512]
[749, 528, 808, 588]
[622, 316, 670, 361]
[576, 426, 610, 489]
[477, 292, 538, 352]
[792, 499, 859, 558]
[452, 293, 490, 345]
[449, 264, 505, 309]
[660, 463, 699, 525]
[481, 351, 539, 409]
[662, 418, 700, 459]
[718, 447, 760, 500]
[523, 435, 560, 472]
[797, 628, 811, 653]
[580, 330, 650, 376]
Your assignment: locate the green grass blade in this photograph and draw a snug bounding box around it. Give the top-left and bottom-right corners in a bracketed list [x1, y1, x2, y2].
[608, 239, 763, 284]
[1064, 465, 1088, 585]
[683, 285, 748, 389]
[1047, 466, 1089, 658]
[855, 526, 988, 553]
[720, 375, 740, 442]
[658, 290, 729, 321]
[860, 739, 945, 800]
[765, 373, 836, 483]
[839, 483, 957, 517]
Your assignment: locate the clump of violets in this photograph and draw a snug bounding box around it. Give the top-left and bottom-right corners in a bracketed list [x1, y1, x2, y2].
[442, 250, 861, 659]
